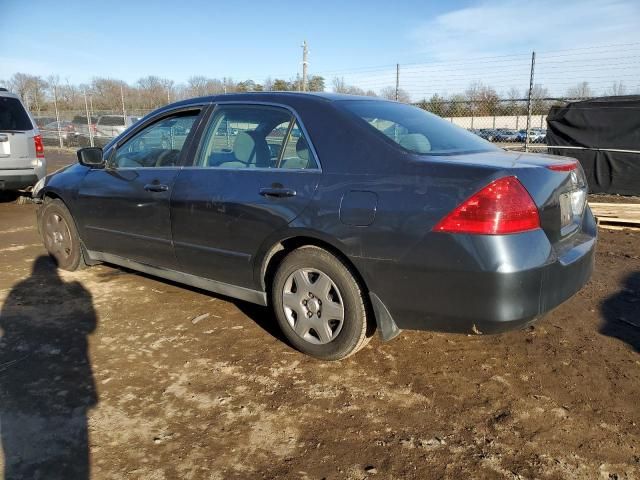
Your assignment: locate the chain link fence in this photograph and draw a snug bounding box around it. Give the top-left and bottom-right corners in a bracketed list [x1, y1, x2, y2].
[8, 42, 638, 151]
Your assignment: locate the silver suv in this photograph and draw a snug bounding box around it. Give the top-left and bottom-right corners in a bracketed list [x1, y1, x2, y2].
[0, 88, 46, 193]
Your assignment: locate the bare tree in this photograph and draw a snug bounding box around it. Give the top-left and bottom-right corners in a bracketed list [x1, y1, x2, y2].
[464, 81, 499, 116]
[332, 77, 366, 96]
[379, 86, 411, 103]
[566, 82, 592, 99]
[608, 81, 627, 96]
[332, 77, 347, 93]
[530, 84, 550, 115]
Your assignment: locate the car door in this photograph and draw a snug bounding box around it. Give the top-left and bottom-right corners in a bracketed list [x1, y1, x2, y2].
[76, 108, 203, 269]
[170, 103, 321, 290]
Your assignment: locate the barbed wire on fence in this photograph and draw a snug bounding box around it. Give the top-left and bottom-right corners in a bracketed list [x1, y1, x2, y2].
[3, 41, 639, 150]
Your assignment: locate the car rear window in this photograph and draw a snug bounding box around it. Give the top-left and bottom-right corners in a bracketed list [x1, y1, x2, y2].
[340, 100, 498, 155]
[100, 116, 125, 126]
[0, 97, 33, 131]
[72, 115, 97, 124]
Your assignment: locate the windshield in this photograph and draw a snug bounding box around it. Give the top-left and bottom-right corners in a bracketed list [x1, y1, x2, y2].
[340, 100, 498, 155]
[0, 97, 33, 131]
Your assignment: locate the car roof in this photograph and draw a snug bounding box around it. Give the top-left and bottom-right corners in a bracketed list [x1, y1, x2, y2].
[166, 91, 386, 109]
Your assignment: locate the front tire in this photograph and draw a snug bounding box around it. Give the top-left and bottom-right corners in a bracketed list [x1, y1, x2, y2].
[39, 199, 87, 271]
[272, 246, 372, 360]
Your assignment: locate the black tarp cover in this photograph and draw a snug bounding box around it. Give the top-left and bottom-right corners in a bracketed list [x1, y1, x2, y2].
[546, 95, 640, 195]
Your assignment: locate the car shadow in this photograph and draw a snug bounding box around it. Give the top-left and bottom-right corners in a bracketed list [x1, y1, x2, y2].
[105, 265, 290, 345]
[600, 271, 640, 353]
[0, 191, 18, 204]
[0, 256, 98, 479]
[233, 301, 290, 345]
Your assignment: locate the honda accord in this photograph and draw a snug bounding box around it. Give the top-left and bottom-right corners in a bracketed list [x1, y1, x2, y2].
[33, 93, 596, 360]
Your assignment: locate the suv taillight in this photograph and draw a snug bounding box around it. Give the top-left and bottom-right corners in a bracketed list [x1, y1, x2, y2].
[433, 176, 540, 235]
[34, 135, 45, 158]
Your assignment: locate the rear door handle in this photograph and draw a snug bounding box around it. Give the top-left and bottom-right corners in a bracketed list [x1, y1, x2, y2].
[259, 187, 297, 198]
[144, 183, 169, 192]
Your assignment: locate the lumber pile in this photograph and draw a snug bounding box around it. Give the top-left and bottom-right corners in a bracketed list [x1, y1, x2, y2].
[589, 202, 640, 230]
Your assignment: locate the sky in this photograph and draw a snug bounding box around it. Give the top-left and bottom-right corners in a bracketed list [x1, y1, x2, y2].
[1, 0, 639, 98]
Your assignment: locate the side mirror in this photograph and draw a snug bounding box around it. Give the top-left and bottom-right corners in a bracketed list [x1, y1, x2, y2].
[77, 147, 105, 168]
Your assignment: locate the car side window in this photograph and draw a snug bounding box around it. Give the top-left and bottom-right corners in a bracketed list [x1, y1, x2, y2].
[196, 105, 317, 170]
[111, 112, 199, 169]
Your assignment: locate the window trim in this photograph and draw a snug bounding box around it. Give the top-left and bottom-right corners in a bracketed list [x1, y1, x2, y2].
[105, 106, 206, 170]
[187, 101, 322, 172]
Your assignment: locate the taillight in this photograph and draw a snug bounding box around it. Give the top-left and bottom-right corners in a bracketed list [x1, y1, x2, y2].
[34, 135, 45, 158]
[433, 176, 540, 235]
[547, 160, 578, 171]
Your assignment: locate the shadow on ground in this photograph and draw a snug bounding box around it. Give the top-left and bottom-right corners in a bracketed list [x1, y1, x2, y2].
[600, 271, 640, 352]
[0, 256, 98, 479]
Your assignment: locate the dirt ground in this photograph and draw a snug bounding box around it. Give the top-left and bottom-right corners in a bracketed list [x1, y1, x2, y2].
[0, 149, 638, 479]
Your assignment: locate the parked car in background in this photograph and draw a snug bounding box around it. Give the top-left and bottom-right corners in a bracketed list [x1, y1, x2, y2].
[0, 88, 46, 199]
[72, 114, 98, 145]
[478, 128, 498, 141]
[521, 128, 547, 143]
[33, 116, 57, 129]
[41, 120, 79, 145]
[93, 115, 140, 146]
[494, 129, 519, 142]
[33, 92, 596, 360]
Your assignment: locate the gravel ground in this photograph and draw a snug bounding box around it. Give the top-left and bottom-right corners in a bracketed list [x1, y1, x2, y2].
[0, 150, 638, 479]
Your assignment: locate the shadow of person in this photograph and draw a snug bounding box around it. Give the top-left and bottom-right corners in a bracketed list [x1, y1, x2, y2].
[600, 271, 640, 353]
[0, 255, 98, 479]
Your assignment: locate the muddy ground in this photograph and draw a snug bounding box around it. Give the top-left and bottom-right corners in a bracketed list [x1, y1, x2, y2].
[0, 149, 638, 479]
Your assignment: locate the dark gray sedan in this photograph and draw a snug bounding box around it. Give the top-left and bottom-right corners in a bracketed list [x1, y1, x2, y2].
[33, 93, 596, 360]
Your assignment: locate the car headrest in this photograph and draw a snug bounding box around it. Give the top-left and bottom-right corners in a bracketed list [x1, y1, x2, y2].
[296, 136, 310, 162]
[233, 130, 270, 167]
[233, 131, 256, 164]
[399, 133, 431, 154]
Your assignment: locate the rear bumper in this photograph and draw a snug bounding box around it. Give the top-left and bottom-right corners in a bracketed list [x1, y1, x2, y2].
[360, 208, 597, 335]
[0, 173, 39, 190]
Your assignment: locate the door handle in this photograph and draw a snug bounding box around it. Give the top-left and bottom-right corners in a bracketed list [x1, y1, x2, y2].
[144, 183, 169, 192]
[259, 187, 296, 198]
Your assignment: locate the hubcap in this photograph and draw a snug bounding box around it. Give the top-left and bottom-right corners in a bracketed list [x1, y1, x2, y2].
[282, 268, 344, 345]
[44, 212, 72, 261]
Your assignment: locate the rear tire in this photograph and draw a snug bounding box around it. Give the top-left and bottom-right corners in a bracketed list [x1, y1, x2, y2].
[39, 198, 87, 271]
[271, 246, 372, 360]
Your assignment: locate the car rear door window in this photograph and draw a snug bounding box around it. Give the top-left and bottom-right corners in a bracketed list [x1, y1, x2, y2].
[0, 97, 33, 131]
[111, 112, 199, 168]
[196, 105, 317, 170]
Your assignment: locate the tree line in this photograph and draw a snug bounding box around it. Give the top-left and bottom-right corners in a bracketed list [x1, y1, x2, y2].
[0, 71, 628, 118]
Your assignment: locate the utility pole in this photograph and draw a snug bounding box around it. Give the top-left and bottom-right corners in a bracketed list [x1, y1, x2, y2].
[120, 83, 127, 124]
[395, 64, 400, 101]
[53, 83, 62, 148]
[524, 51, 536, 152]
[84, 89, 94, 147]
[301, 40, 309, 92]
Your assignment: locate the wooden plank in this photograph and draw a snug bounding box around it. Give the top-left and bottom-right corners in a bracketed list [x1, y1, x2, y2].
[589, 202, 640, 227]
[597, 217, 640, 225]
[598, 224, 640, 232]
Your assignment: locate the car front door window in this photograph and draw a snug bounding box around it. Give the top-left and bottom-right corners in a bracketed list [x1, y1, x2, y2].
[112, 113, 198, 169]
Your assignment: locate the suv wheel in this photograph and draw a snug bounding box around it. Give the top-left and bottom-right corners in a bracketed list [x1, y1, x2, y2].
[272, 246, 372, 360]
[39, 199, 87, 271]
